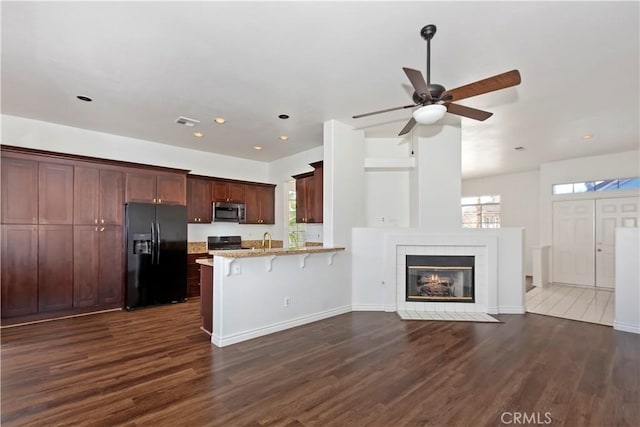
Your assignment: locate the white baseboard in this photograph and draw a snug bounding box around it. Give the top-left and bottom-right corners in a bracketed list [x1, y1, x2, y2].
[613, 321, 640, 335]
[352, 304, 386, 311]
[498, 306, 526, 314]
[212, 305, 352, 347]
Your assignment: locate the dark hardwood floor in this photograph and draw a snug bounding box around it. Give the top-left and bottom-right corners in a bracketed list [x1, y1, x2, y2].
[1, 299, 638, 426]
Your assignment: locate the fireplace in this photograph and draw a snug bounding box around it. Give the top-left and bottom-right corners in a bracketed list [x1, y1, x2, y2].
[406, 255, 475, 303]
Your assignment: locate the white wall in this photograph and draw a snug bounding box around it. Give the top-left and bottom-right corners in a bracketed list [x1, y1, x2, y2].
[323, 120, 366, 247]
[614, 228, 640, 334]
[364, 137, 411, 227]
[411, 123, 462, 230]
[1, 115, 269, 179]
[463, 170, 540, 275]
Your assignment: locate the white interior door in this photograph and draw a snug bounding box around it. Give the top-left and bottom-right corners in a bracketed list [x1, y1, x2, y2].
[552, 200, 595, 286]
[595, 197, 640, 288]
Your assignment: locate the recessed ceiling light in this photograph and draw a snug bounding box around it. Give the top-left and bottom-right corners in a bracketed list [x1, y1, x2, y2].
[254, 146, 263, 150]
[514, 146, 525, 151]
[278, 114, 290, 119]
[193, 132, 204, 138]
[279, 135, 289, 141]
[582, 134, 593, 140]
[77, 95, 92, 102]
[214, 117, 226, 124]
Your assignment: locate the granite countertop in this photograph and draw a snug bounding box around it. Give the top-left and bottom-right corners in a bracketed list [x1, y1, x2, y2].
[208, 246, 345, 258]
[195, 258, 213, 267]
[188, 242, 208, 254]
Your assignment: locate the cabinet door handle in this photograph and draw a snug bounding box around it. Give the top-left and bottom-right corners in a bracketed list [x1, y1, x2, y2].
[100, 227, 105, 232]
[153, 198, 157, 203]
[95, 227, 98, 231]
[94, 219, 98, 224]
[101, 219, 104, 224]
[158, 199, 162, 204]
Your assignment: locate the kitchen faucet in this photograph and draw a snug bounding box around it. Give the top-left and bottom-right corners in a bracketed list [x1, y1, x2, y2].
[262, 231, 272, 250]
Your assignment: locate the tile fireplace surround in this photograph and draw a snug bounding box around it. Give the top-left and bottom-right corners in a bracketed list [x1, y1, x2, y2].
[384, 233, 499, 314]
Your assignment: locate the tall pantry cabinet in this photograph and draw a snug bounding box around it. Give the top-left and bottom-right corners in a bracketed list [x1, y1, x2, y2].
[1, 146, 188, 325]
[1, 158, 75, 315]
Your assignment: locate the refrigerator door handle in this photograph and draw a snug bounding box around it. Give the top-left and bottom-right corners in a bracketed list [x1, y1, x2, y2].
[151, 222, 156, 265]
[156, 222, 161, 264]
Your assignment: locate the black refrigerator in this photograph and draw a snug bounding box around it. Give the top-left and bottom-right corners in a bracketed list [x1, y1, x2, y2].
[125, 203, 187, 310]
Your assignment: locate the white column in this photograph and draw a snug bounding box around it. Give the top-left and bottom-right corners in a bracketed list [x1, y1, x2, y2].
[322, 120, 366, 247]
[409, 120, 462, 231]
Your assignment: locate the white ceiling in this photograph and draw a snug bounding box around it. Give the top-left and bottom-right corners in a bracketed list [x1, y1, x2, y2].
[2, 1, 638, 178]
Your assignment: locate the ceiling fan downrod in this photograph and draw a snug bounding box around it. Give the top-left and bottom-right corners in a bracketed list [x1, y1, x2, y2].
[421, 24, 437, 86]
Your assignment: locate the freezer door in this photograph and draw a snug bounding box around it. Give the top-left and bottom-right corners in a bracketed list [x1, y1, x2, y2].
[154, 204, 188, 304]
[125, 203, 157, 309]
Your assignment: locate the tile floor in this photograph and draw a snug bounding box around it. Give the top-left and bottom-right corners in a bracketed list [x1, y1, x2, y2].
[526, 284, 614, 326]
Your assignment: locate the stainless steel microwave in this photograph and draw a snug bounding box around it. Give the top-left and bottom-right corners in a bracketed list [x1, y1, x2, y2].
[213, 202, 246, 223]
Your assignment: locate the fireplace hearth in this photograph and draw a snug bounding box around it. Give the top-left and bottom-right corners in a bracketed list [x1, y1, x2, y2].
[406, 255, 475, 303]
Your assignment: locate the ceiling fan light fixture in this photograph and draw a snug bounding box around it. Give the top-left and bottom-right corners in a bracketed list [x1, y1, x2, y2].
[413, 104, 446, 124]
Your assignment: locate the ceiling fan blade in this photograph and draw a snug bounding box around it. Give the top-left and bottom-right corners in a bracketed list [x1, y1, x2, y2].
[446, 103, 493, 121]
[398, 117, 417, 136]
[442, 70, 521, 102]
[352, 103, 417, 119]
[403, 67, 431, 100]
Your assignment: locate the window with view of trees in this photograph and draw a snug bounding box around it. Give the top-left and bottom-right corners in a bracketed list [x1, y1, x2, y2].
[288, 189, 305, 248]
[461, 195, 501, 228]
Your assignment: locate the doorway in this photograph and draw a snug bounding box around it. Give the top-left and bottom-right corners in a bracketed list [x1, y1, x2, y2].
[552, 196, 639, 288]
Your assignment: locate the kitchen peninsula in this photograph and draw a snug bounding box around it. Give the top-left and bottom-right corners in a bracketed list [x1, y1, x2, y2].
[201, 245, 347, 347]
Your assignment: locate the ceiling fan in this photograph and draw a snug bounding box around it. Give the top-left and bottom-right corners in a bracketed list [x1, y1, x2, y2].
[353, 24, 521, 136]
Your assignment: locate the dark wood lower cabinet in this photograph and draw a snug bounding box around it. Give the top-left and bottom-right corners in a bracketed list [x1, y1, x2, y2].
[73, 225, 124, 308]
[38, 225, 74, 312]
[200, 263, 213, 334]
[187, 253, 207, 297]
[1, 225, 38, 317]
[73, 226, 100, 307]
[99, 226, 123, 305]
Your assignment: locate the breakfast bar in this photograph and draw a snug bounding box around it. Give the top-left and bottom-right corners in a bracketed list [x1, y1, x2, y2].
[203, 246, 347, 347]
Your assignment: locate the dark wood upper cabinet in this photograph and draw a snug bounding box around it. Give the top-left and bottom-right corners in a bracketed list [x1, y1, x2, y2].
[212, 180, 245, 203]
[1, 158, 39, 224]
[1, 225, 38, 317]
[259, 186, 275, 225]
[156, 173, 186, 205]
[125, 171, 186, 205]
[99, 169, 124, 225]
[74, 166, 100, 225]
[293, 172, 315, 223]
[38, 225, 74, 312]
[125, 171, 157, 204]
[75, 167, 124, 226]
[187, 177, 212, 223]
[244, 184, 275, 224]
[293, 161, 323, 224]
[39, 163, 74, 225]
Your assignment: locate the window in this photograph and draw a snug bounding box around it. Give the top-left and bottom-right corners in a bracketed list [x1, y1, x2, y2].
[552, 177, 640, 195]
[287, 189, 305, 248]
[461, 195, 501, 228]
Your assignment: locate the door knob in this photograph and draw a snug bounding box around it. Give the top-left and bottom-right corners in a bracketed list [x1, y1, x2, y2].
[597, 249, 602, 252]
